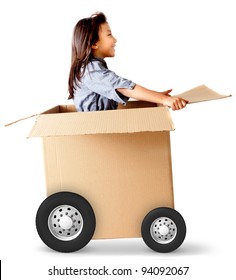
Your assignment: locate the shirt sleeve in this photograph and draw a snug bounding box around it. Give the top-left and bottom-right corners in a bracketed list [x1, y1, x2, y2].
[83, 62, 136, 105]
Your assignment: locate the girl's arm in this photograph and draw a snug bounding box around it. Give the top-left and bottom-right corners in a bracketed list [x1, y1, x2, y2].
[117, 84, 188, 110]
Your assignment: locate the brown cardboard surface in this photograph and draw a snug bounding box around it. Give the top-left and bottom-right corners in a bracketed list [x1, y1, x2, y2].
[30, 100, 175, 238]
[43, 132, 174, 239]
[29, 105, 175, 137]
[175, 84, 231, 103]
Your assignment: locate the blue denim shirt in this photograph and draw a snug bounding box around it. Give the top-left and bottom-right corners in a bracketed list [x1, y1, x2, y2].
[73, 57, 136, 111]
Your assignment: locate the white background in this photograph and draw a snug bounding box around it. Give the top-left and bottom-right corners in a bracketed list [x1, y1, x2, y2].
[0, 0, 236, 279]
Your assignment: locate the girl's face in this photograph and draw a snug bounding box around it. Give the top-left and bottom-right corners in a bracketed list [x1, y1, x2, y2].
[92, 22, 117, 58]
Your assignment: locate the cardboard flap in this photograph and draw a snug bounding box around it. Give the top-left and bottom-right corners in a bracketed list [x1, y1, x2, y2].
[175, 84, 231, 103]
[29, 107, 175, 137]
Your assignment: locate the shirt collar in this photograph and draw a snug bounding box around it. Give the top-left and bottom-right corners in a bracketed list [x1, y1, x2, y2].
[90, 56, 108, 68]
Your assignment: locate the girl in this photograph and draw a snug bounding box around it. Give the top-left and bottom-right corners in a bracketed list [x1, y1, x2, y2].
[68, 12, 188, 111]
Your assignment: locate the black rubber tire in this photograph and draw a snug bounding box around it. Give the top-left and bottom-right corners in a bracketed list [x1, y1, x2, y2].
[36, 192, 96, 252]
[141, 207, 186, 253]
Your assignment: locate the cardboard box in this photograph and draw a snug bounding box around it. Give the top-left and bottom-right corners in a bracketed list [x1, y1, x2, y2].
[28, 85, 230, 239]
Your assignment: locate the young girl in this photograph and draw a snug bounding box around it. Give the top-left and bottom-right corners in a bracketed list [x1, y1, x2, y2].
[68, 12, 188, 111]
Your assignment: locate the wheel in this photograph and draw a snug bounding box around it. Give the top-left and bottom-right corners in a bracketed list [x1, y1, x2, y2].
[36, 192, 96, 252]
[141, 207, 186, 253]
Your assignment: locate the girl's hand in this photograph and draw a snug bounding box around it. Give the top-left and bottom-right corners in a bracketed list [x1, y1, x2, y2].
[162, 96, 188, 110]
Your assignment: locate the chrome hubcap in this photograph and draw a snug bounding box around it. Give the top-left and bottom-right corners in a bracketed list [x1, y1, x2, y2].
[48, 205, 83, 241]
[150, 217, 177, 244]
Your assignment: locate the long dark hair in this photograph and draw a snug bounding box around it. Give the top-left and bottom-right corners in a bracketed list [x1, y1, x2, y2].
[68, 12, 107, 99]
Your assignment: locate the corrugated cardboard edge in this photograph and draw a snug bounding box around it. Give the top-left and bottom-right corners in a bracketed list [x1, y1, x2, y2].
[175, 84, 232, 104]
[3, 105, 75, 127]
[4, 114, 38, 127]
[28, 106, 175, 137]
